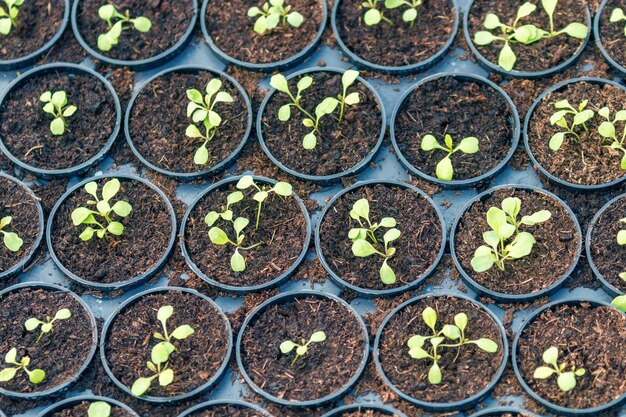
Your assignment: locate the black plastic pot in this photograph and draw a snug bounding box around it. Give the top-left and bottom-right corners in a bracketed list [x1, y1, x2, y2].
[257, 67, 386, 184]
[71, 0, 198, 70]
[46, 174, 177, 293]
[331, 0, 458, 74]
[0, 282, 98, 400]
[512, 298, 626, 416]
[124, 65, 253, 181]
[464, 0, 592, 79]
[200, 0, 327, 72]
[594, 0, 626, 77]
[0, 172, 44, 280]
[390, 72, 520, 188]
[373, 293, 509, 412]
[0, 0, 70, 70]
[471, 407, 541, 417]
[523, 77, 626, 191]
[100, 286, 233, 403]
[450, 184, 582, 303]
[0, 63, 121, 179]
[180, 174, 311, 294]
[37, 395, 140, 417]
[320, 404, 408, 417]
[236, 290, 370, 407]
[315, 179, 446, 298]
[177, 399, 273, 417]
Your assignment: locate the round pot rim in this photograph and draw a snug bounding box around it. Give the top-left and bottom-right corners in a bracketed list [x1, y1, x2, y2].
[594, 0, 626, 77]
[463, 0, 592, 79]
[315, 179, 447, 298]
[46, 173, 177, 292]
[470, 406, 541, 417]
[389, 72, 521, 188]
[512, 297, 626, 416]
[256, 66, 387, 184]
[523, 76, 626, 191]
[180, 174, 312, 294]
[373, 292, 509, 411]
[71, 0, 198, 69]
[0, 62, 122, 178]
[330, 0, 459, 74]
[99, 286, 233, 403]
[320, 403, 409, 417]
[0, 0, 70, 70]
[177, 399, 274, 417]
[36, 394, 140, 417]
[124, 64, 253, 181]
[0, 282, 98, 400]
[0, 172, 45, 280]
[200, 0, 327, 72]
[236, 289, 371, 407]
[450, 184, 583, 302]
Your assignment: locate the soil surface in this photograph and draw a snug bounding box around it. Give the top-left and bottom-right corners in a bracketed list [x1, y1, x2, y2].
[599, 0, 626, 67]
[48, 401, 134, 417]
[186, 404, 269, 416]
[340, 410, 395, 417]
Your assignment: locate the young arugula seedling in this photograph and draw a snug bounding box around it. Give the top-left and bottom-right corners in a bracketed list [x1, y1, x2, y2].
[207, 216, 262, 272]
[421, 133, 479, 180]
[618, 218, 626, 282]
[24, 308, 71, 344]
[0, 216, 23, 252]
[247, 0, 303, 34]
[236, 175, 293, 229]
[407, 307, 498, 385]
[0, 348, 45, 385]
[348, 198, 400, 285]
[548, 99, 595, 151]
[610, 8, 626, 37]
[280, 331, 326, 366]
[383, 0, 422, 26]
[88, 402, 111, 417]
[362, 0, 392, 25]
[471, 197, 551, 272]
[337, 70, 360, 124]
[40, 90, 77, 136]
[533, 346, 585, 392]
[97, 4, 152, 52]
[612, 294, 626, 312]
[70, 179, 133, 241]
[597, 107, 626, 170]
[0, 0, 23, 35]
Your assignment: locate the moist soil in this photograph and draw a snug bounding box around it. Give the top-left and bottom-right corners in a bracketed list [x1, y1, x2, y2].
[394, 76, 514, 181]
[186, 405, 269, 417]
[336, 0, 455, 67]
[0, 0, 65, 61]
[184, 180, 308, 288]
[599, 0, 626, 67]
[527, 81, 626, 186]
[75, 0, 195, 61]
[0, 177, 40, 273]
[240, 296, 366, 402]
[468, 0, 587, 72]
[0, 71, 116, 171]
[104, 291, 229, 397]
[454, 188, 579, 295]
[48, 401, 134, 417]
[205, 0, 324, 64]
[0, 287, 93, 393]
[50, 178, 172, 284]
[261, 72, 382, 177]
[318, 183, 443, 291]
[378, 296, 504, 403]
[129, 71, 249, 174]
[517, 303, 626, 409]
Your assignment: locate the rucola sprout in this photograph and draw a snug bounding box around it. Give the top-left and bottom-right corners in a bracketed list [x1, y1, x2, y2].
[533, 346, 585, 392]
[97, 4, 152, 52]
[280, 331, 327, 366]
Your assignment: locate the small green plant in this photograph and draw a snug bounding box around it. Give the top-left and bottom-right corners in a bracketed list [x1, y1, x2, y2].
[97, 4, 152, 52]
[235, 175, 293, 229]
[348, 198, 400, 285]
[533, 346, 585, 392]
[88, 402, 111, 417]
[471, 197, 551, 272]
[612, 294, 626, 312]
[618, 218, 626, 282]
[207, 215, 263, 272]
[361, 0, 422, 26]
[548, 99, 595, 151]
[420, 134, 479, 180]
[0, 216, 23, 252]
[610, 8, 626, 37]
[280, 331, 326, 366]
[0, 348, 45, 385]
[597, 107, 626, 170]
[407, 307, 498, 385]
[71, 179, 133, 241]
[24, 308, 71, 344]
[40, 91, 77, 136]
[247, 0, 303, 34]
[0, 0, 23, 35]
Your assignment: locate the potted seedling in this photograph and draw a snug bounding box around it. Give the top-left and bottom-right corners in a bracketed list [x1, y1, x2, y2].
[177, 400, 273, 417]
[38, 395, 140, 417]
[594, 0, 626, 76]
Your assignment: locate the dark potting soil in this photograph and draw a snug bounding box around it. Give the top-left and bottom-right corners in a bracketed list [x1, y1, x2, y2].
[517, 303, 626, 409]
[0, 0, 65, 61]
[0, 288, 93, 393]
[378, 296, 504, 403]
[336, 0, 455, 67]
[48, 401, 134, 417]
[454, 188, 579, 295]
[205, 0, 324, 64]
[50, 178, 172, 284]
[261, 72, 382, 177]
[184, 180, 307, 288]
[75, 0, 195, 61]
[129, 71, 249, 174]
[600, 0, 626, 67]
[0, 177, 40, 273]
[240, 296, 366, 402]
[527, 81, 626, 186]
[185, 405, 269, 417]
[0, 71, 116, 171]
[104, 291, 229, 397]
[394, 76, 513, 181]
[318, 183, 443, 291]
[468, 0, 587, 72]
[340, 410, 393, 417]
